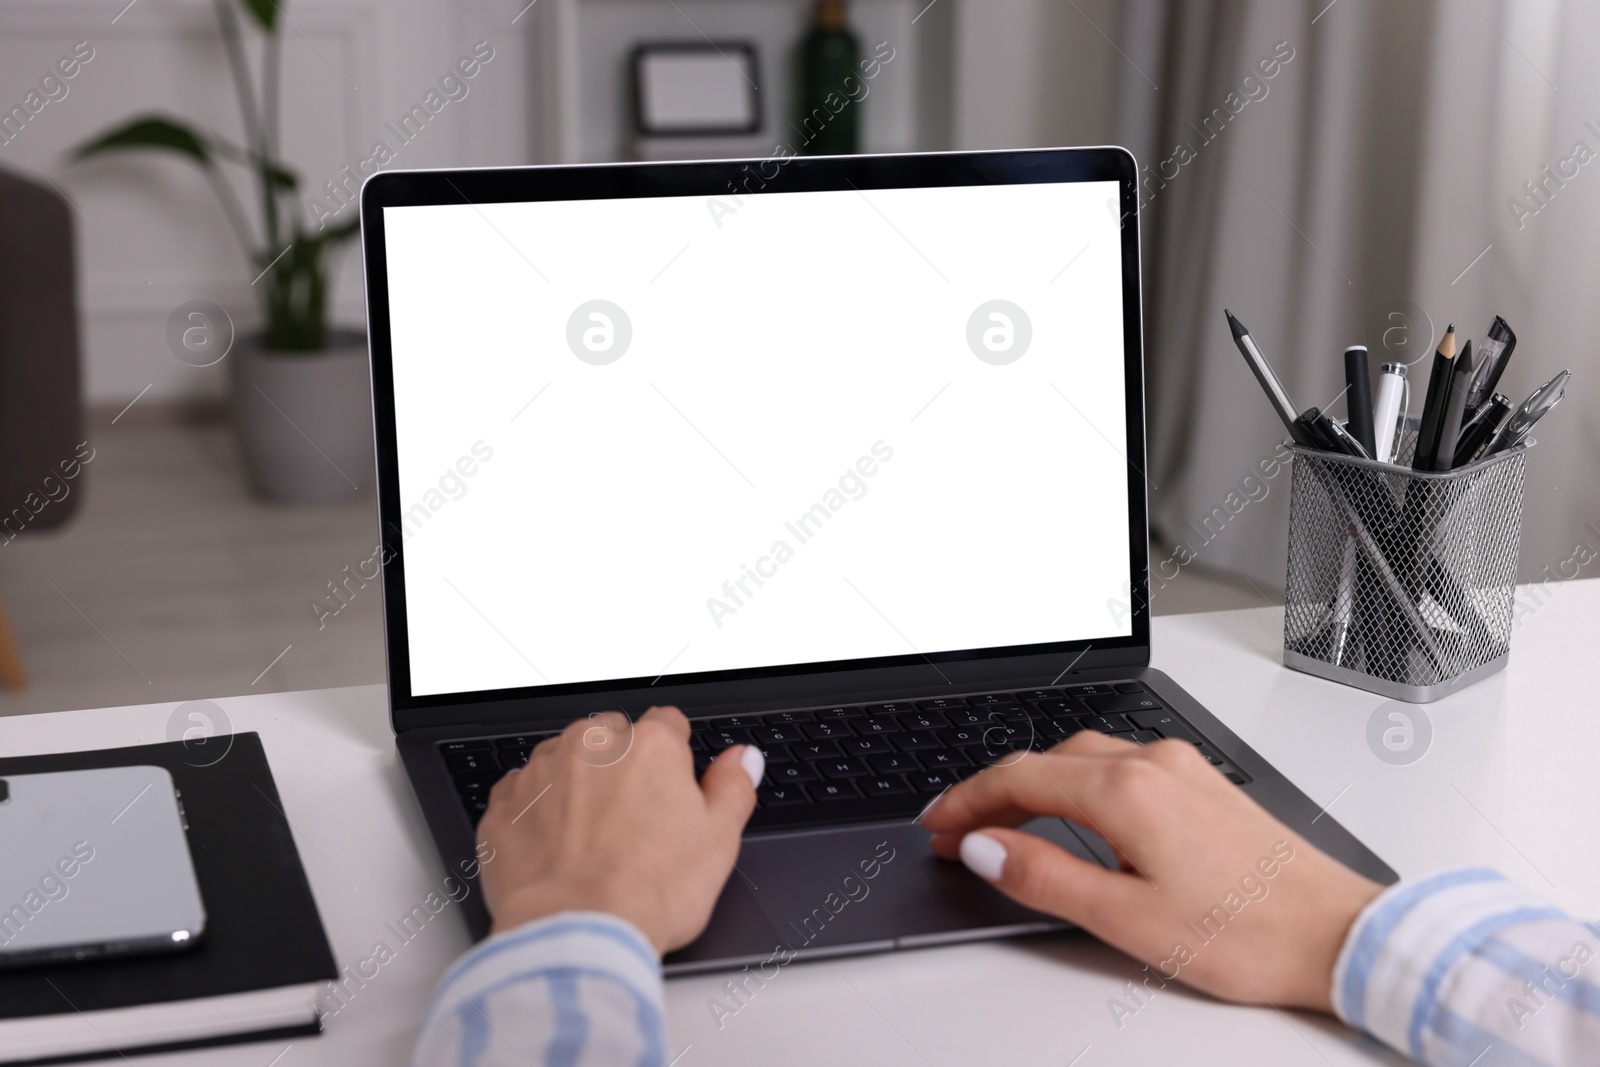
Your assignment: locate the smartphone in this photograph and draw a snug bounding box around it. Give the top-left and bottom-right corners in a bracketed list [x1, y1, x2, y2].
[0, 766, 206, 966]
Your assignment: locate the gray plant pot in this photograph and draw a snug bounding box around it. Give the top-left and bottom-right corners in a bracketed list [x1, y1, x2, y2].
[230, 329, 374, 502]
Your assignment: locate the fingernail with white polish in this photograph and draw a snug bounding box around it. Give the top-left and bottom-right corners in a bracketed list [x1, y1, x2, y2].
[739, 746, 766, 789]
[960, 832, 1007, 882]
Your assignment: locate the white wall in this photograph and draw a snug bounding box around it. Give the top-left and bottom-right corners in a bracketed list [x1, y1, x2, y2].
[0, 0, 1117, 406]
[0, 0, 541, 406]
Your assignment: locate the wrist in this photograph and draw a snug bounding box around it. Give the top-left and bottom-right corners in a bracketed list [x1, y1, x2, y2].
[490, 881, 665, 956]
[1292, 872, 1384, 1013]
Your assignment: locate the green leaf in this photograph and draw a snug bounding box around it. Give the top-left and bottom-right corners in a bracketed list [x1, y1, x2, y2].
[208, 137, 300, 190]
[265, 163, 299, 191]
[71, 115, 213, 166]
[237, 0, 278, 31]
[319, 217, 360, 244]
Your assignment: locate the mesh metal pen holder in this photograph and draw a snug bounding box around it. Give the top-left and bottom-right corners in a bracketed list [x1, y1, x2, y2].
[1282, 424, 1530, 702]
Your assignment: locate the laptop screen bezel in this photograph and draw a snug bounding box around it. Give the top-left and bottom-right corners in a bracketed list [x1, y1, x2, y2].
[361, 147, 1153, 731]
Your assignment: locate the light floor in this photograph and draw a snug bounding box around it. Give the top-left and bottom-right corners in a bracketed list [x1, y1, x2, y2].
[0, 419, 1269, 717]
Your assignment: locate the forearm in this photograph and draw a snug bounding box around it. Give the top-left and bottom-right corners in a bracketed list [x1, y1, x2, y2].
[411, 912, 667, 1067]
[1332, 868, 1600, 1067]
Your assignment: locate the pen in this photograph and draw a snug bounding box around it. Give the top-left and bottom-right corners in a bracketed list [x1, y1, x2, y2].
[1452, 392, 1511, 467]
[1464, 316, 1516, 418]
[1372, 362, 1409, 463]
[1323, 416, 1372, 460]
[1430, 338, 1475, 471]
[1411, 325, 1457, 471]
[1226, 310, 1314, 445]
[1292, 407, 1339, 452]
[1343, 345, 1376, 458]
[1486, 369, 1571, 454]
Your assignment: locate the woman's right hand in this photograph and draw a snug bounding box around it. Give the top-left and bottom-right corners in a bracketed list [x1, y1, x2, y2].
[921, 730, 1383, 1012]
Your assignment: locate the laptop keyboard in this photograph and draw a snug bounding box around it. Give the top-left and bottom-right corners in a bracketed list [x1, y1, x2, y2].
[440, 682, 1249, 832]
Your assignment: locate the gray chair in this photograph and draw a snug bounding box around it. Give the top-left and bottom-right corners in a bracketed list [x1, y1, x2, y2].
[0, 167, 85, 686]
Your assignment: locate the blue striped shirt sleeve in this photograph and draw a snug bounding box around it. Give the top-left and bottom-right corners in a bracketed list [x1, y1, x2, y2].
[411, 912, 667, 1067]
[1332, 868, 1600, 1066]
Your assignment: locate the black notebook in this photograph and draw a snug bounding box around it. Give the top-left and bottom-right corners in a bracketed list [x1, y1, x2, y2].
[0, 734, 337, 1065]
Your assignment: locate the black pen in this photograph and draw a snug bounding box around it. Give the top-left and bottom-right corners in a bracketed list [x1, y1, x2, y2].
[1343, 345, 1376, 457]
[1452, 393, 1511, 467]
[1324, 416, 1372, 460]
[1430, 338, 1475, 471]
[1464, 316, 1516, 418]
[1412, 325, 1457, 471]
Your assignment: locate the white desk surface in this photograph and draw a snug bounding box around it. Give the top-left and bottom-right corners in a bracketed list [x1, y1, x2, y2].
[4, 581, 1596, 1067]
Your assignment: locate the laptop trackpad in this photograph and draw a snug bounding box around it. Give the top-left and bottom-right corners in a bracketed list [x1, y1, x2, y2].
[738, 817, 1108, 953]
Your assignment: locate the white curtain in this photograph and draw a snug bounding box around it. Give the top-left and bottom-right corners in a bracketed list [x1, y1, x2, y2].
[1113, 0, 1600, 593]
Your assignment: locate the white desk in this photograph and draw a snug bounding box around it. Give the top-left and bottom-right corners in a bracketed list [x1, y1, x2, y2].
[4, 581, 1596, 1066]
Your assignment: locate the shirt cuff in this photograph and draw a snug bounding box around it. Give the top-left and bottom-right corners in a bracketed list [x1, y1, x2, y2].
[413, 911, 665, 1065]
[1329, 867, 1565, 1060]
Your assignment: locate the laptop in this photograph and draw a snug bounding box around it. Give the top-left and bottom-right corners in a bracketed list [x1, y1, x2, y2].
[359, 147, 1396, 973]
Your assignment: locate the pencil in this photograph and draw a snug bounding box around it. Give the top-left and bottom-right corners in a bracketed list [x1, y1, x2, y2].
[1411, 325, 1456, 471]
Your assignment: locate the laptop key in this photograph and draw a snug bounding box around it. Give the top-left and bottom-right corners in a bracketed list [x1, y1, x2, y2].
[499, 747, 531, 769]
[807, 781, 861, 801]
[860, 776, 910, 797]
[945, 709, 990, 727]
[1225, 772, 1247, 785]
[705, 729, 750, 750]
[818, 758, 871, 779]
[917, 698, 968, 710]
[1039, 717, 1083, 740]
[1015, 689, 1062, 702]
[967, 694, 1013, 706]
[853, 717, 900, 735]
[862, 702, 915, 715]
[898, 710, 949, 730]
[1128, 729, 1162, 745]
[1125, 710, 1201, 743]
[759, 785, 809, 807]
[869, 753, 921, 774]
[893, 731, 942, 752]
[768, 710, 815, 723]
[453, 772, 496, 796]
[1085, 693, 1163, 714]
[802, 721, 851, 740]
[752, 725, 805, 745]
[443, 740, 491, 753]
[922, 749, 972, 770]
[911, 770, 957, 792]
[792, 740, 841, 760]
[1078, 714, 1133, 734]
[710, 715, 763, 729]
[498, 734, 553, 750]
[814, 706, 863, 719]
[769, 763, 818, 784]
[1033, 699, 1083, 715]
[761, 744, 793, 764]
[939, 726, 985, 747]
[989, 705, 1031, 722]
[1114, 682, 1146, 694]
[445, 751, 495, 774]
[840, 736, 892, 756]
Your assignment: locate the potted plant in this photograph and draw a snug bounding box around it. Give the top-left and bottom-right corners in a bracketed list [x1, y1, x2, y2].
[71, 0, 371, 501]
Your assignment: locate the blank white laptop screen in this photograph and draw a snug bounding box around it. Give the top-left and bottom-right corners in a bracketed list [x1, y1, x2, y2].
[383, 179, 1132, 697]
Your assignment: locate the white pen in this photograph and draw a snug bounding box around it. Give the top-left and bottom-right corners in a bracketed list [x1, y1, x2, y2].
[1372, 362, 1409, 463]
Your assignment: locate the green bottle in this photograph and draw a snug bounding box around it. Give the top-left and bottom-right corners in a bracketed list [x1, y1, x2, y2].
[798, 0, 860, 155]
